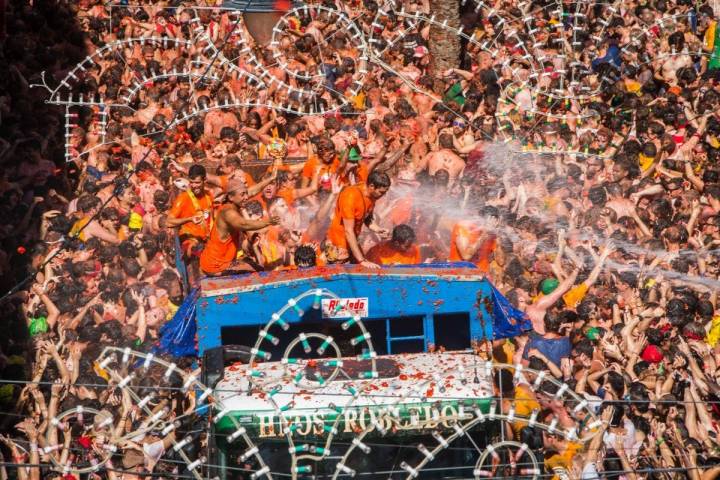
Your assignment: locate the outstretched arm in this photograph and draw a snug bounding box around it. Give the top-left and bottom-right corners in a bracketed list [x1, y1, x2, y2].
[582, 242, 615, 288]
[534, 268, 580, 311]
[31, 285, 60, 329]
[373, 141, 413, 173]
[343, 218, 379, 269]
[248, 169, 278, 197]
[224, 209, 279, 232]
[290, 171, 319, 199]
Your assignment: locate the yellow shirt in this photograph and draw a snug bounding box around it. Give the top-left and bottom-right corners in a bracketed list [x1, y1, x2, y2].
[625, 79, 642, 94]
[501, 339, 515, 364]
[69, 216, 91, 242]
[704, 20, 717, 51]
[513, 384, 541, 438]
[350, 91, 366, 110]
[638, 153, 655, 172]
[545, 442, 582, 471]
[166, 301, 179, 321]
[707, 315, 720, 347]
[532, 283, 588, 309]
[563, 283, 589, 309]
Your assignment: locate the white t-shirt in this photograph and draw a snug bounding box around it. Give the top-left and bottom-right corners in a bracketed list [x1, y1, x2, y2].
[143, 439, 165, 463]
[603, 418, 637, 455]
[582, 462, 600, 480]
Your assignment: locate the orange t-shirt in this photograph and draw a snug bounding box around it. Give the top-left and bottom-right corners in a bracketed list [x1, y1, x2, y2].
[366, 241, 421, 265]
[326, 184, 374, 251]
[302, 155, 340, 181]
[168, 190, 214, 239]
[199, 205, 239, 274]
[448, 221, 496, 272]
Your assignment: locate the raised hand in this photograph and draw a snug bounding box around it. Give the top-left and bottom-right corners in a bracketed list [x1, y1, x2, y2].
[51, 379, 65, 397]
[600, 240, 616, 259]
[330, 175, 342, 195]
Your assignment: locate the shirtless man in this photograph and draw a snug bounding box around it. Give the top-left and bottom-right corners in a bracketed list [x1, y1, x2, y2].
[537, 123, 567, 151]
[424, 134, 465, 187]
[511, 267, 580, 335]
[303, 103, 329, 136]
[69, 194, 121, 245]
[364, 87, 391, 131]
[135, 88, 163, 126]
[658, 32, 692, 86]
[203, 94, 240, 141]
[199, 180, 279, 276]
[450, 117, 478, 154]
[412, 76, 437, 115]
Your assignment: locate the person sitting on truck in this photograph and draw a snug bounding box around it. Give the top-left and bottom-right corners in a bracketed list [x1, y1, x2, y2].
[448, 206, 500, 273]
[366, 224, 421, 265]
[166, 164, 214, 258]
[199, 179, 279, 276]
[326, 171, 391, 269]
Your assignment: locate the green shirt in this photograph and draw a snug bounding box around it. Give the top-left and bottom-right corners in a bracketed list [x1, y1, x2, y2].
[443, 82, 465, 106]
[711, 21, 720, 70]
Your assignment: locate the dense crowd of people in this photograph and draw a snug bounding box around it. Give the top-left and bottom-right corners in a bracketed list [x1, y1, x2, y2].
[3, 0, 720, 477]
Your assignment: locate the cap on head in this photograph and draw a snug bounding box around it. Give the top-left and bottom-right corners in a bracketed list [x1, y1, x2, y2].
[585, 326, 600, 340]
[348, 147, 362, 163]
[540, 278, 559, 295]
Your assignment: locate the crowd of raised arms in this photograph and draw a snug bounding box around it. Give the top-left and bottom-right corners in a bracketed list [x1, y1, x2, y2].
[3, 0, 720, 478]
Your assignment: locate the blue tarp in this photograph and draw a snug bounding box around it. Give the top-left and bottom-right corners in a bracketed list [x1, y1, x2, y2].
[154, 288, 199, 357]
[488, 282, 533, 340]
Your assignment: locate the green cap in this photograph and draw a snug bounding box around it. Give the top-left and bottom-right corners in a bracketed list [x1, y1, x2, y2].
[347, 147, 361, 163]
[540, 278, 560, 295]
[586, 327, 600, 340]
[29, 316, 48, 337]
